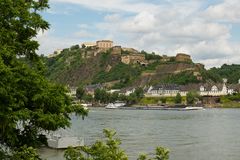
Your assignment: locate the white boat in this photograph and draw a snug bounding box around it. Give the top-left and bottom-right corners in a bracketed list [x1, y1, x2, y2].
[46, 130, 84, 149]
[81, 103, 92, 107]
[105, 102, 126, 109]
[179, 106, 204, 111]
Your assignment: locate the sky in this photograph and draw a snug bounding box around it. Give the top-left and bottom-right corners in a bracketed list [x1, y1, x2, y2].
[37, 0, 240, 68]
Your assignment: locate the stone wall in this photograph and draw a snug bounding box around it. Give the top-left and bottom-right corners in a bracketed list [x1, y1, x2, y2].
[176, 53, 192, 62]
[121, 54, 145, 64]
[112, 46, 121, 55]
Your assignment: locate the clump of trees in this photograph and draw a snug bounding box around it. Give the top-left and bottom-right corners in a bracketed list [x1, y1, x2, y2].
[162, 71, 200, 85]
[64, 129, 169, 160]
[174, 93, 182, 104]
[186, 91, 200, 105]
[92, 88, 144, 105]
[0, 0, 87, 158]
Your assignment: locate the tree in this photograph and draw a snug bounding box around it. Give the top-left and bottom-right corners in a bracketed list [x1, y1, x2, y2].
[174, 93, 182, 104]
[135, 87, 144, 99]
[0, 0, 87, 158]
[94, 88, 109, 103]
[64, 129, 169, 160]
[110, 92, 119, 103]
[82, 44, 86, 49]
[82, 94, 93, 102]
[76, 86, 85, 100]
[186, 91, 201, 105]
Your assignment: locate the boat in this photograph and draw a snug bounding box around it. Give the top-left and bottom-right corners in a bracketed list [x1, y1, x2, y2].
[46, 130, 84, 149]
[81, 103, 92, 107]
[105, 102, 126, 109]
[177, 106, 204, 111]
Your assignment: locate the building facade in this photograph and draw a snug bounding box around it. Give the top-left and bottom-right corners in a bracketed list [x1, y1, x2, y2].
[96, 40, 113, 49]
[176, 53, 192, 62]
[146, 79, 236, 97]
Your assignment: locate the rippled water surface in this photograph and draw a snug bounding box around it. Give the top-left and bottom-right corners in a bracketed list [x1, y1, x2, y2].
[40, 108, 240, 160]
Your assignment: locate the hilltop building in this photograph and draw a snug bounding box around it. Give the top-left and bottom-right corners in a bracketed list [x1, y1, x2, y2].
[176, 53, 192, 62]
[96, 40, 113, 49]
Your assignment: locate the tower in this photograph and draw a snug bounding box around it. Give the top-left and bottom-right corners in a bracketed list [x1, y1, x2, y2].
[222, 78, 228, 94]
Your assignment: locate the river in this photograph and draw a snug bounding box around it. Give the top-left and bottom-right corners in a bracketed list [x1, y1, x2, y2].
[40, 108, 240, 160]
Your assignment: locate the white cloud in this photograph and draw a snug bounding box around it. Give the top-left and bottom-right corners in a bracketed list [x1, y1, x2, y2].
[43, 0, 240, 68]
[36, 30, 80, 55]
[204, 0, 240, 23]
[74, 30, 94, 38]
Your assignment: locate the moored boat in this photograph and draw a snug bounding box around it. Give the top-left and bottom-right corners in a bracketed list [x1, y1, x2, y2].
[47, 134, 84, 149]
[105, 102, 126, 109]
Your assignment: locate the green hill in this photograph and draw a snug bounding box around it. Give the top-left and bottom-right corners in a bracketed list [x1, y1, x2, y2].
[43, 45, 239, 88]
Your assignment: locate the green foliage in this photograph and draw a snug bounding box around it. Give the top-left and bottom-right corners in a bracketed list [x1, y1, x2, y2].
[0, 0, 87, 158]
[162, 71, 200, 85]
[109, 92, 119, 103]
[138, 147, 169, 160]
[220, 94, 240, 108]
[76, 86, 85, 100]
[207, 64, 240, 83]
[45, 47, 84, 81]
[99, 52, 111, 67]
[143, 61, 161, 71]
[64, 129, 169, 160]
[82, 94, 93, 102]
[140, 97, 162, 105]
[135, 88, 144, 99]
[186, 92, 194, 104]
[127, 88, 144, 105]
[64, 129, 128, 160]
[93, 63, 142, 88]
[174, 93, 182, 104]
[160, 97, 167, 104]
[71, 45, 80, 50]
[11, 146, 40, 160]
[186, 91, 200, 105]
[145, 53, 162, 61]
[94, 88, 109, 103]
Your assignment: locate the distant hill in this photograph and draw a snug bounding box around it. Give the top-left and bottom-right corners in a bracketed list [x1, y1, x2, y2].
[206, 64, 240, 84]
[43, 45, 239, 88]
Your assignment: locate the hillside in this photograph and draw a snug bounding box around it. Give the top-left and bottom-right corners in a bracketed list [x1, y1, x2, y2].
[206, 64, 240, 84]
[43, 44, 233, 89]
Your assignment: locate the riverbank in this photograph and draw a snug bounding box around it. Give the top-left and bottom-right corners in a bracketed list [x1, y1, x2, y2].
[135, 96, 240, 108]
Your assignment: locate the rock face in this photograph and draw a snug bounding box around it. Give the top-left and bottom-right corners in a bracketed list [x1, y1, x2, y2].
[176, 53, 192, 62]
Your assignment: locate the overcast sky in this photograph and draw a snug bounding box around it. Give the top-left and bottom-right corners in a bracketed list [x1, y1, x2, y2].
[37, 0, 240, 68]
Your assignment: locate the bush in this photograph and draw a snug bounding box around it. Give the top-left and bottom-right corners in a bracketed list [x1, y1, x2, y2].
[174, 93, 182, 104]
[64, 129, 169, 160]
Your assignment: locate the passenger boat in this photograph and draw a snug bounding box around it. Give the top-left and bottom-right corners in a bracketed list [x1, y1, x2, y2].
[177, 106, 204, 111]
[105, 102, 126, 109]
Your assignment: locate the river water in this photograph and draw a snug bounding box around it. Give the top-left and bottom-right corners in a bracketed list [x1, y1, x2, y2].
[40, 108, 240, 160]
